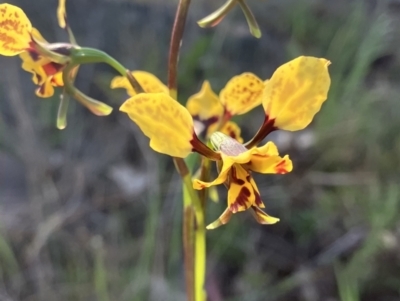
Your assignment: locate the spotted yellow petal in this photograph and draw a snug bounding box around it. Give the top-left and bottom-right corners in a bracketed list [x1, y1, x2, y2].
[20, 50, 64, 97]
[111, 71, 168, 96]
[220, 72, 264, 116]
[227, 164, 260, 213]
[263, 56, 331, 131]
[0, 4, 33, 56]
[120, 93, 194, 158]
[57, 0, 67, 28]
[251, 206, 280, 225]
[187, 80, 224, 121]
[220, 121, 243, 144]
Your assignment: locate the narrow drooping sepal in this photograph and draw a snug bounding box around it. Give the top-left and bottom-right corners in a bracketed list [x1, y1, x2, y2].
[263, 56, 331, 131]
[251, 206, 280, 225]
[206, 207, 233, 230]
[237, 0, 261, 38]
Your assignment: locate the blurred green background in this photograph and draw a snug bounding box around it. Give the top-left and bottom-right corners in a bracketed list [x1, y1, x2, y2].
[1, 0, 400, 300]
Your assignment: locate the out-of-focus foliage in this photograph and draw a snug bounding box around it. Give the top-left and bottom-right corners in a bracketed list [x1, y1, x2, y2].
[0, 0, 400, 300]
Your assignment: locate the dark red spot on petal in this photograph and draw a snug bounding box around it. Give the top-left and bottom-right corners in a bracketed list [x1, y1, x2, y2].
[275, 160, 288, 174]
[230, 166, 245, 185]
[230, 186, 251, 213]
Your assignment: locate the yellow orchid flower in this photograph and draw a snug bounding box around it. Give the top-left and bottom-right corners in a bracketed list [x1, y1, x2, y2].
[112, 72, 262, 141]
[194, 132, 292, 229]
[119, 56, 331, 228]
[0, 3, 71, 97]
[186, 73, 264, 140]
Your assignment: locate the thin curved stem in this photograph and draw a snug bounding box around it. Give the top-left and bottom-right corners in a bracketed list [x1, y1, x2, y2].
[168, 1, 207, 301]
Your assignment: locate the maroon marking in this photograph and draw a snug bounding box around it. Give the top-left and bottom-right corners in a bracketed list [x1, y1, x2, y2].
[244, 115, 276, 149]
[275, 160, 288, 174]
[230, 167, 245, 185]
[27, 49, 40, 61]
[192, 114, 219, 139]
[190, 132, 221, 160]
[230, 187, 251, 213]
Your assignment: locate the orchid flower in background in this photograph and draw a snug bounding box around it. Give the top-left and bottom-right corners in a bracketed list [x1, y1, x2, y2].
[0, 3, 135, 129]
[117, 56, 331, 229]
[0, 4, 71, 98]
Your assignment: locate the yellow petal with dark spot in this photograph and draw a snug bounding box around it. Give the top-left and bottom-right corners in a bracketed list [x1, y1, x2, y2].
[111, 71, 168, 96]
[0, 4, 32, 56]
[220, 72, 264, 116]
[227, 164, 255, 212]
[263, 56, 331, 131]
[36, 78, 55, 98]
[120, 93, 194, 158]
[245, 142, 293, 174]
[20, 51, 48, 85]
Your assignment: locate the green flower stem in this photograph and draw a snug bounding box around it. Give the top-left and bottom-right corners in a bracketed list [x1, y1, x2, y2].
[197, 0, 238, 28]
[182, 185, 195, 301]
[168, 0, 191, 98]
[71, 47, 127, 75]
[168, 0, 207, 300]
[62, 63, 113, 116]
[181, 171, 206, 301]
[71, 47, 143, 94]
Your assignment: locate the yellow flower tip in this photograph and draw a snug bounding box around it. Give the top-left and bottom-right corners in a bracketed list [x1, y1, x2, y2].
[57, 0, 67, 29]
[274, 155, 293, 174]
[220, 72, 264, 116]
[263, 56, 331, 131]
[120, 93, 195, 158]
[192, 179, 206, 190]
[206, 207, 233, 230]
[186, 80, 223, 121]
[252, 206, 280, 225]
[186, 80, 224, 137]
[0, 3, 33, 56]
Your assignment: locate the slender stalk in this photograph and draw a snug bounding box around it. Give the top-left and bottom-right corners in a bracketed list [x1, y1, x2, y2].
[168, 1, 206, 300]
